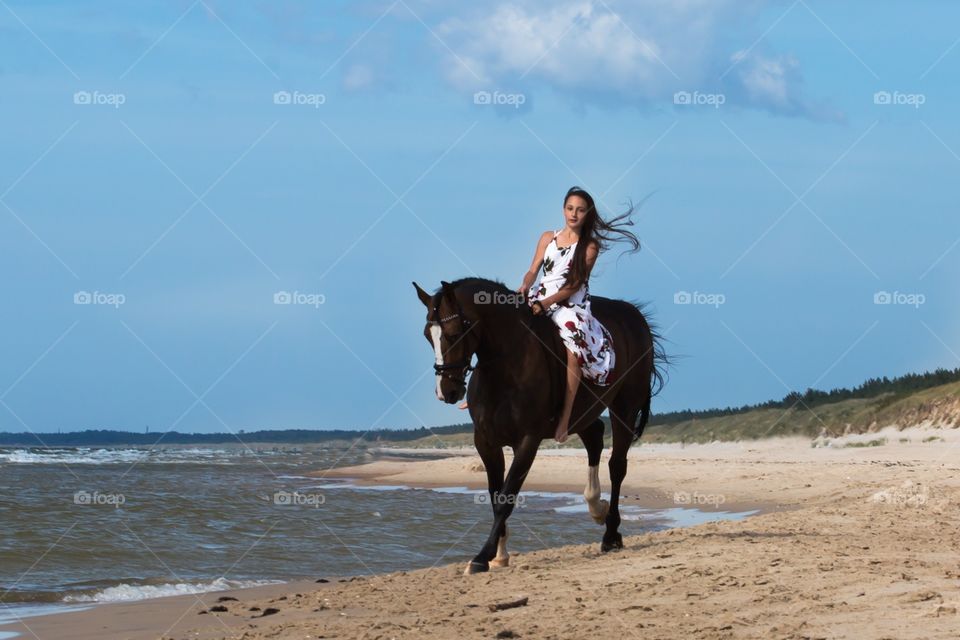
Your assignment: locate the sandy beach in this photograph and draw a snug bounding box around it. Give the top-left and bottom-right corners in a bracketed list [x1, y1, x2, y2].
[5, 425, 960, 639]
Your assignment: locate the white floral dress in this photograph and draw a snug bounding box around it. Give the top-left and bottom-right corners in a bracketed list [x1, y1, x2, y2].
[527, 229, 616, 385]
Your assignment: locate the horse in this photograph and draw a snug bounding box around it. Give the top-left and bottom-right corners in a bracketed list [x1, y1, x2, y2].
[413, 277, 667, 574]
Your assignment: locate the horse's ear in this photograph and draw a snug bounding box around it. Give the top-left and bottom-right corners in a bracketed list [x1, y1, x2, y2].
[439, 280, 455, 300]
[412, 282, 432, 307]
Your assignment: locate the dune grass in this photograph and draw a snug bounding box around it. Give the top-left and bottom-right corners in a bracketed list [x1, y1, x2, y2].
[378, 380, 960, 448]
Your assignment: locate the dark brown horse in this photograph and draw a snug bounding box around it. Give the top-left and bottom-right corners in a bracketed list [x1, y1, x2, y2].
[413, 277, 667, 574]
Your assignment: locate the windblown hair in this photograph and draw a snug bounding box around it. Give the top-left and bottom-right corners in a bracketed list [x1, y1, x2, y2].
[561, 186, 644, 291]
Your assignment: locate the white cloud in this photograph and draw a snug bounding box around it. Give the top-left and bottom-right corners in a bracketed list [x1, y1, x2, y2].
[736, 51, 798, 107]
[431, 0, 840, 120]
[438, 2, 666, 91]
[728, 49, 844, 122]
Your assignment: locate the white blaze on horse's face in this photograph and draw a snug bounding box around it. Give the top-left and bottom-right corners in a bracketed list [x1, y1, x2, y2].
[430, 322, 444, 401]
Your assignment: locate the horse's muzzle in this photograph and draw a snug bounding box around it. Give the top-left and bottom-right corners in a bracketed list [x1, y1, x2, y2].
[440, 384, 466, 404]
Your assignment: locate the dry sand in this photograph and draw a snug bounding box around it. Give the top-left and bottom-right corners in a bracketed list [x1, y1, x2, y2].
[5, 426, 960, 639]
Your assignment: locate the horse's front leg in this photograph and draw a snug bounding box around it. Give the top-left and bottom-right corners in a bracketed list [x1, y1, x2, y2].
[473, 438, 509, 568]
[485, 448, 511, 569]
[465, 435, 540, 575]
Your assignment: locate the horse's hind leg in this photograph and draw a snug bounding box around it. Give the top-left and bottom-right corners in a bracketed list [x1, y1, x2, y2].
[579, 418, 609, 524]
[602, 406, 639, 552]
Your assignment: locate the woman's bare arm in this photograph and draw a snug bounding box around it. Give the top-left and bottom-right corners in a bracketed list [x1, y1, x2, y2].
[517, 231, 554, 293]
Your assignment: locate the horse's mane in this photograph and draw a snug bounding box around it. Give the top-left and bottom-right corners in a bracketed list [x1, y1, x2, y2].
[435, 277, 514, 296]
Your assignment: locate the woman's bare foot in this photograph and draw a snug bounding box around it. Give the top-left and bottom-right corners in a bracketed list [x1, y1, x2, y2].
[554, 422, 569, 443]
[458, 401, 468, 410]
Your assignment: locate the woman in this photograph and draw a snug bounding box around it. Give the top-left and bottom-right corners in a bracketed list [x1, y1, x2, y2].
[460, 186, 641, 444]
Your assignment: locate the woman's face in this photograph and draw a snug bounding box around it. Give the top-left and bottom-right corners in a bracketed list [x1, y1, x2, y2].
[564, 195, 588, 230]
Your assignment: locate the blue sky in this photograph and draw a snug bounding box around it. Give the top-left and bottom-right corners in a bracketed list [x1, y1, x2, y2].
[1, 0, 958, 433]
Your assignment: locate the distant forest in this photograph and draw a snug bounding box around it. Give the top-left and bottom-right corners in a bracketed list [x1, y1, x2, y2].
[647, 366, 960, 425]
[0, 424, 473, 447]
[2, 367, 960, 446]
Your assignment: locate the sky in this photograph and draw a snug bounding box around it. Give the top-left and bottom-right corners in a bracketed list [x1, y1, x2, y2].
[1, 0, 958, 434]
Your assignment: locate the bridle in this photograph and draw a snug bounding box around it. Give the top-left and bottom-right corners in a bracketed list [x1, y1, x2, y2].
[431, 292, 478, 383]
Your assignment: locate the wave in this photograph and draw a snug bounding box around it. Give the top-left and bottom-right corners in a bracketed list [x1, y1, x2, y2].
[61, 578, 283, 603]
[0, 447, 247, 465]
[0, 448, 143, 464]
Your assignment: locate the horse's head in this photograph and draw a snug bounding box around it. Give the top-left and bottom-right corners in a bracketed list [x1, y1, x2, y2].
[413, 280, 482, 404]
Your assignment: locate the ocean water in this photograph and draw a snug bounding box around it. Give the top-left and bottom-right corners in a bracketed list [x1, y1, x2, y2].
[0, 444, 756, 614]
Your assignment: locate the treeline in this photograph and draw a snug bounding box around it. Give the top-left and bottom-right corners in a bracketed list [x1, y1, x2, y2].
[649, 366, 960, 426]
[0, 424, 474, 447]
[4, 367, 960, 446]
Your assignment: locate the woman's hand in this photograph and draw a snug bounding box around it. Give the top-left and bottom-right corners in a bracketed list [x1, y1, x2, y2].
[530, 300, 545, 316]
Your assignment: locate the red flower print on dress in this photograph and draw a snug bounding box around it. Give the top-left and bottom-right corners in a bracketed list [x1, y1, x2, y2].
[530, 229, 615, 385]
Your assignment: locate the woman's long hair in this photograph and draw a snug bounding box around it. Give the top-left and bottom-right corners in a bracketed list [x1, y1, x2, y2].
[561, 186, 643, 291]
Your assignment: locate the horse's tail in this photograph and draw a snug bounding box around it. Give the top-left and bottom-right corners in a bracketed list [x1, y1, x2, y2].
[626, 301, 670, 441]
[634, 393, 652, 441]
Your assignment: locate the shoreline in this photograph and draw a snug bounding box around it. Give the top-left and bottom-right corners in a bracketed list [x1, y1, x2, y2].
[314, 449, 782, 516]
[4, 425, 960, 639]
[0, 581, 324, 640]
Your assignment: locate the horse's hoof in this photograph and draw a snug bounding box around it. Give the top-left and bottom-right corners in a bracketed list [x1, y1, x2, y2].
[490, 555, 510, 568]
[463, 561, 489, 575]
[600, 535, 623, 553]
[589, 499, 610, 524]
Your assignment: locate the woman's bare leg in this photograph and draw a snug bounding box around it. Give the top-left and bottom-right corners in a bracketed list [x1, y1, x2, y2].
[555, 347, 581, 443]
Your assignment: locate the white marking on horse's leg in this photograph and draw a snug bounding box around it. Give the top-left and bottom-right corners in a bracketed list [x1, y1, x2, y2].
[584, 464, 609, 524]
[490, 524, 509, 568]
[430, 323, 444, 400]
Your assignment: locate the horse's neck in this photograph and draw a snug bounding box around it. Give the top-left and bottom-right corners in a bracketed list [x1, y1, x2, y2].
[475, 309, 541, 376]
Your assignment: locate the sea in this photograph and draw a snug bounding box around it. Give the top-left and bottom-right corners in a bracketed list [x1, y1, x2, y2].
[0, 444, 756, 632]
